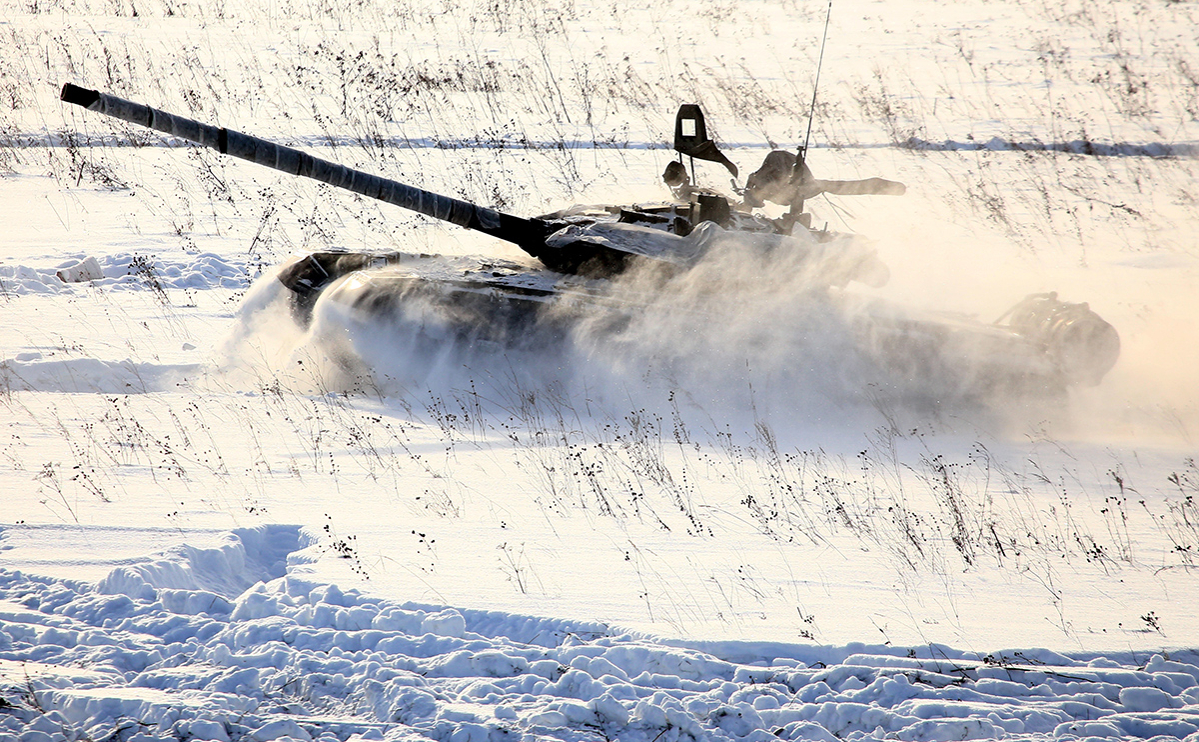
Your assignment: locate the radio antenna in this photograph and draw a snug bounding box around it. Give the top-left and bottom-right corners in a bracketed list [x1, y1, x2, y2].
[802, 0, 833, 159]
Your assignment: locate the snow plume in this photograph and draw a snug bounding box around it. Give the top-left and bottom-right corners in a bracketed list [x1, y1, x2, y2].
[554, 224, 1085, 438]
[865, 196, 1199, 447]
[556, 226, 892, 431]
[212, 266, 343, 392]
[260, 228, 905, 435]
[1063, 257, 1199, 448]
[303, 269, 581, 401]
[840, 149, 1199, 448]
[211, 229, 1094, 441]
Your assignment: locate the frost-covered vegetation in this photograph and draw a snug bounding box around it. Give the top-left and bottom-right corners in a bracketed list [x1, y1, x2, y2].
[2, 0, 1199, 739]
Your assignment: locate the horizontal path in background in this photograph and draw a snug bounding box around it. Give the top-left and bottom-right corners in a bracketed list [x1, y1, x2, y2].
[9, 133, 1199, 157]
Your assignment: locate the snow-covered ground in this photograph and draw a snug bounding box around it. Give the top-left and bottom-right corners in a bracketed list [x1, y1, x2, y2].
[3, 0, 1199, 739]
[4, 531, 1199, 742]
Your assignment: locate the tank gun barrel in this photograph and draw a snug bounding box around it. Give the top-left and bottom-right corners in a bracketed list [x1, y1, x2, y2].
[59, 84, 550, 259]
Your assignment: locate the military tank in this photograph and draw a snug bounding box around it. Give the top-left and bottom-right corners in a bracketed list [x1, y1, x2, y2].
[59, 84, 1121, 396]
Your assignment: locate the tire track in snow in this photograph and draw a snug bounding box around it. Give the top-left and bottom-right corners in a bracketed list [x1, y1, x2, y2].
[12, 133, 1199, 158]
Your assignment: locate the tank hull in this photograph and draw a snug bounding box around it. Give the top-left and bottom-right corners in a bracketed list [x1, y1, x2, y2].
[58, 84, 1119, 396]
[278, 247, 1118, 399]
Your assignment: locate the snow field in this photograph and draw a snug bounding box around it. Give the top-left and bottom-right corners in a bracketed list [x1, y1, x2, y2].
[4, 527, 1199, 742]
[2, 0, 1199, 739]
[3, 310, 1198, 652]
[2, 147, 1199, 680]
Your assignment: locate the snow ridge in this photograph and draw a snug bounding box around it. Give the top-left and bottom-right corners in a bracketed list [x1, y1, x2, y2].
[0, 253, 248, 296]
[2, 529, 1199, 742]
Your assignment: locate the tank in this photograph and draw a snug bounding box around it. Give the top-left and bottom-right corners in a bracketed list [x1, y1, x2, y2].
[59, 84, 1120, 395]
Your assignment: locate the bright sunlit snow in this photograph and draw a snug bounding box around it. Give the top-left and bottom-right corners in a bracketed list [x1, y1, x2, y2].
[2, 0, 1199, 740]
